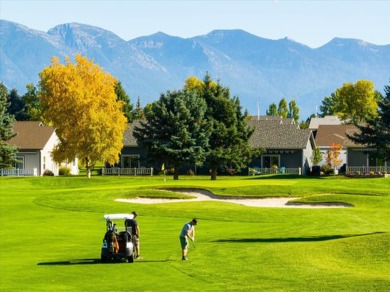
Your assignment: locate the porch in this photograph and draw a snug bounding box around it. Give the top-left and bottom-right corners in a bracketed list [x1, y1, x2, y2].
[0, 168, 38, 176]
[346, 166, 389, 176]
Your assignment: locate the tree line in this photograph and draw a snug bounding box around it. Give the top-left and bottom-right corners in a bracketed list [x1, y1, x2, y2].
[1, 54, 389, 177]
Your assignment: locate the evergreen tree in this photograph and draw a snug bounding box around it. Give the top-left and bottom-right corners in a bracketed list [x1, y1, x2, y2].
[134, 89, 210, 180]
[7, 88, 27, 120]
[0, 83, 18, 168]
[348, 82, 390, 160]
[266, 103, 278, 116]
[132, 96, 144, 120]
[186, 73, 258, 180]
[115, 81, 134, 122]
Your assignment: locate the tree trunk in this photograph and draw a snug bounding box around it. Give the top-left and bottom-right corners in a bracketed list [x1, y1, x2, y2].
[210, 167, 217, 180]
[173, 167, 180, 180]
[85, 157, 91, 178]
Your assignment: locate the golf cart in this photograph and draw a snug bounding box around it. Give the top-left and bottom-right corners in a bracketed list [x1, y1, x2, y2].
[101, 214, 135, 263]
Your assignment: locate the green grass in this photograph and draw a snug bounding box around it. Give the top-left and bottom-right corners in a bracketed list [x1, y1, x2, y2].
[0, 175, 389, 291]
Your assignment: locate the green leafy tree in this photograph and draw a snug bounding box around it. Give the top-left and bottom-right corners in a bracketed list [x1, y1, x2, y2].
[185, 73, 258, 180]
[38, 55, 127, 178]
[22, 83, 41, 121]
[347, 82, 390, 160]
[134, 89, 211, 180]
[288, 99, 300, 123]
[0, 83, 18, 168]
[319, 93, 338, 117]
[319, 80, 380, 122]
[266, 103, 278, 116]
[115, 81, 134, 122]
[278, 98, 288, 118]
[311, 147, 323, 166]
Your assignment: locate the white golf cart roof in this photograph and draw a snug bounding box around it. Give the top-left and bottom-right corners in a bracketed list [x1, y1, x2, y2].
[104, 214, 134, 220]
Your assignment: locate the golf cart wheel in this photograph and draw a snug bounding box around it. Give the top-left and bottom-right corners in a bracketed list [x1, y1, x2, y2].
[128, 254, 134, 263]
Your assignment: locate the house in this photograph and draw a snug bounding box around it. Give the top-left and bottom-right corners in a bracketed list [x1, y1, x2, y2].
[118, 118, 316, 175]
[314, 124, 357, 167]
[314, 124, 389, 174]
[247, 117, 316, 175]
[343, 127, 389, 174]
[6, 121, 78, 176]
[120, 121, 147, 168]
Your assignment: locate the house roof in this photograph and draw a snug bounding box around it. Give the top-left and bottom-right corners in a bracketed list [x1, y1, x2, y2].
[124, 118, 313, 150]
[248, 119, 313, 149]
[315, 124, 361, 147]
[309, 116, 342, 130]
[250, 115, 295, 124]
[123, 121, 141, 146]
[9, 121, 56, 150]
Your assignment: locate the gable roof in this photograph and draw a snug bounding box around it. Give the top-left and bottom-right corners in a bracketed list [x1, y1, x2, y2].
[123, 121, 140, 146]
[124, 118, 313, 150]
[9, 121, 56, 150]
[309, 116, 342, 130]
[248, 119, 313, 149]
[315, 124, 361, 147]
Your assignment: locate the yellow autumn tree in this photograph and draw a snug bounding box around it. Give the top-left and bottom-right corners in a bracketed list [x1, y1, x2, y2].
[325, 143, 343, 175]
[38, 54, 127, 177]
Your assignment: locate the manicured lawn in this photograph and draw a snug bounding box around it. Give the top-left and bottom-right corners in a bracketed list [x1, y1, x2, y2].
[0, 175, 389, 291]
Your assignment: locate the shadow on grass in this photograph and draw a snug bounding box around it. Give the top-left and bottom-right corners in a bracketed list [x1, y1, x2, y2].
[37, 258, 171, 265]
[213, 232, 386, 243]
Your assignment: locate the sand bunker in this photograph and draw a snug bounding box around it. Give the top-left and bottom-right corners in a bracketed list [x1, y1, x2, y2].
[116, 189, 351, 208]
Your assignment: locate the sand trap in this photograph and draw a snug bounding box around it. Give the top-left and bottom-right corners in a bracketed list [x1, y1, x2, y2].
[116, 189, 351, 208]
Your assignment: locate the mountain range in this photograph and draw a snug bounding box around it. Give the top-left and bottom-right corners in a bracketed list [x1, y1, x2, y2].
[1, 19, 389, 119]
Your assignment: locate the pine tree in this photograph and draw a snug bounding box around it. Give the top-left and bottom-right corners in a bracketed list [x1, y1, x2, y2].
[0, 83, 18, 168]
[115, 81, 134, 122]
[134, 89, 210, 180]
[186, 73, 257, 180]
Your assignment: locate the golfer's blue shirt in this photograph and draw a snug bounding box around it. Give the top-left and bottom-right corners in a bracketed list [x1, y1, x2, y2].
[180, 222, 193, 237]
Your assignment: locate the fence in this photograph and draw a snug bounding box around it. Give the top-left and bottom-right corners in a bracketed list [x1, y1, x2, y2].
[102, 167, 154, 176]
[346, 166, 389, 175]
[0, 168, 38, 176]
[249, 167, 302, 175]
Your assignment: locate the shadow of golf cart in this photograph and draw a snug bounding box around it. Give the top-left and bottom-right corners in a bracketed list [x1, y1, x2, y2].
[101, 214, 135, 263]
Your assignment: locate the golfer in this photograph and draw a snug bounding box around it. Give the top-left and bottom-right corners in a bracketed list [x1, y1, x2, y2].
[179, 218, 197, 261]
[125, 211, 141, 259]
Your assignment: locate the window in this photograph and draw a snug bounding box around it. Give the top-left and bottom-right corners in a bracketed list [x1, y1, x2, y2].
[262, 155, 280, 168]
[121, 155, 140, 168]
[13, 156, 24, 169]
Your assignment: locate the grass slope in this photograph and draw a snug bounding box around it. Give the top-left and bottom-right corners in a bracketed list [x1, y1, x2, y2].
[0, 175, 389, 291]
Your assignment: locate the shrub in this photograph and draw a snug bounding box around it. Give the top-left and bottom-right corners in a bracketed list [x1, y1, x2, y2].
[59, 167, 71, 176]
[320, 164, 334, 175]
[43, 169, 54, 176]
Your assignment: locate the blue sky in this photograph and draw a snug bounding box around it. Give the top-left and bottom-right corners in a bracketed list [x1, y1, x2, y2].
[1, 0, 389, 48]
